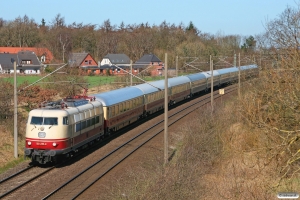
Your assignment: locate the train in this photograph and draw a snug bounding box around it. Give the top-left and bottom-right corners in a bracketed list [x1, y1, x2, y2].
[24, 65, 258, 164]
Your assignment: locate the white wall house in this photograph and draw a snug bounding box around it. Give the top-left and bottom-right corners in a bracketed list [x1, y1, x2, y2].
[100, 54, 130, 67]
[0, 51, 41, 74]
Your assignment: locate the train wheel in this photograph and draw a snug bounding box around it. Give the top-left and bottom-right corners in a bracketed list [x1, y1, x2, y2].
[31, 157, 38, 166]
[53, 155, 63, 164]
[106, 131, 111, 136]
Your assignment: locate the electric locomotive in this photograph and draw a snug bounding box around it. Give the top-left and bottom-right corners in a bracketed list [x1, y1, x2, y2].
[24, 97, 104, 164]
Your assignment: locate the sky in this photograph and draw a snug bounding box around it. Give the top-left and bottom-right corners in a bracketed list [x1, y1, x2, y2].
[1, 0, 299, 36]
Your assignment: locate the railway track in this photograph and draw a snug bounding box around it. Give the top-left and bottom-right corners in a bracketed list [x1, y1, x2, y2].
[42, 84, 237, 199]
[0, 165, 55, 199]
[0, 134, 117, 199]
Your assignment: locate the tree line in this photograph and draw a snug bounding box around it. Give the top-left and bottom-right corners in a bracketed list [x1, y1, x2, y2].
[0, 14, 256, 67]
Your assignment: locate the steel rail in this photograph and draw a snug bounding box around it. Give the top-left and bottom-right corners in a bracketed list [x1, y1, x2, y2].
[0, 165, 33, 184]
[0, 166, 55, 199]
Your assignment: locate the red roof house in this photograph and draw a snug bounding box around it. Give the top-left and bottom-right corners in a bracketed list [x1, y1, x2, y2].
[68, 53, 99, 74]
[0, 47, 54, 64]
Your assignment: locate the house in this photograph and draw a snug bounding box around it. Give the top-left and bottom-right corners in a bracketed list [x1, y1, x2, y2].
[134, 54, 163, 76]
[0, 47, 54, 64]
[100, 54, 130, 66]
[0, 51, 41, 74]
[68, 53, 99, 74]
[99, 54, 132, 75]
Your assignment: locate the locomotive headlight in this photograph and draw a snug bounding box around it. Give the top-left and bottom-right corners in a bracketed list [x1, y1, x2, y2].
[27, 141, 32, 146]
[52, 142, 57, 147]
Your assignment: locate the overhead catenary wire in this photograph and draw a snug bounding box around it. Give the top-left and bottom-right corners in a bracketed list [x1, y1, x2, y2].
[113, 64, 162, 91]
[19, 63, 68, 92]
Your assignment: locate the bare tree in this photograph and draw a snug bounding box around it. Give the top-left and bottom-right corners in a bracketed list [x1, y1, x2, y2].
[240, 5, 300, 187]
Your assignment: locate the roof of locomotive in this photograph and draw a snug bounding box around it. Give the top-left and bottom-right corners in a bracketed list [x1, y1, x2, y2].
[186, 72, 207, 82]
[28, 101, 102, 117]
[216, 67, 238, 75]
[29, 108, 72, 117]
[93, 87, 144, 106]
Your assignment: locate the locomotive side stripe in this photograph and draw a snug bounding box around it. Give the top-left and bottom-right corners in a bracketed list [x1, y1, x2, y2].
[25, 138, 71, 149]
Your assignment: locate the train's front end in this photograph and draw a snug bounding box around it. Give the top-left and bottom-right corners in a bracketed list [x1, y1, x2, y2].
[24, 109, 70, 164]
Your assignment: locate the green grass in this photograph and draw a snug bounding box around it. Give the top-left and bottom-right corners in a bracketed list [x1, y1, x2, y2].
[2, 76, 41, 86]
[0, 157, 29, 175]
[1, 74, 174, 88]
[84, 76, 116, 87]
[1, 75, 116, 87]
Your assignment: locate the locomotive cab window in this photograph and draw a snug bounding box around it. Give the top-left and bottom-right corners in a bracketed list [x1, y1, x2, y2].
[63, 117, 69, 125]
[31, 117, 43, 125]
[30, 117, 58, 125]
[44, 117, 58, 125]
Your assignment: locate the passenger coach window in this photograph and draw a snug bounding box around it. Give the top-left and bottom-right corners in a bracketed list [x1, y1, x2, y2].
[120, 104, 123, 112]
[76, 123, 81, 132]
[81, 121, 86, 129]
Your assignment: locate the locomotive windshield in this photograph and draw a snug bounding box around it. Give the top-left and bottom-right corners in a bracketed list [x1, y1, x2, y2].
[31, 117, 58, 125]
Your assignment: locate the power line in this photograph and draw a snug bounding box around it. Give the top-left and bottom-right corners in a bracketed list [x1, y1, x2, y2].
[19, 63, 68, 92]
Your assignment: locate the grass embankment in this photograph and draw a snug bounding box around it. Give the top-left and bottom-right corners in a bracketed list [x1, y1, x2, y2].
[0, 125, 28, 173]
[1, 75, 116, 87]
[1, 75, 164, 88]
[104, 79, 300, 199]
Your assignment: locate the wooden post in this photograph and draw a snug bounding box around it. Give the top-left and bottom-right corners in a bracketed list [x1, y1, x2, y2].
[164, 53, 168, 165]
[238, 53, 241, 99]
[176, 55, 178, 77]
[130, 60, 133, 86]
[210, 56, 214, 113]
[13, 60, 18, 158]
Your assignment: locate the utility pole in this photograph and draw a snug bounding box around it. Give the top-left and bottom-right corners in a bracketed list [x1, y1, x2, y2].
[130, 60, 133, 86]
[13, 60, 18, 158]
[164, 53, 168, 165]
[238, 53, 241, 99]
[175, 55, 178, 77]
[234, 53, 236, 66]
[210, 55, 214, 113]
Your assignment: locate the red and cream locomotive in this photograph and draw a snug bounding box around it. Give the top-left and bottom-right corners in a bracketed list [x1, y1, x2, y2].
[25, 98, 104, 164]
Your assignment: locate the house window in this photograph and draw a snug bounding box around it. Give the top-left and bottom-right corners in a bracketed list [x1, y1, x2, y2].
[21, 60, 32, 64]
[41, 55, 46, 63]
[85, 60, 88, 64]
[89, 60, 92, 64]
